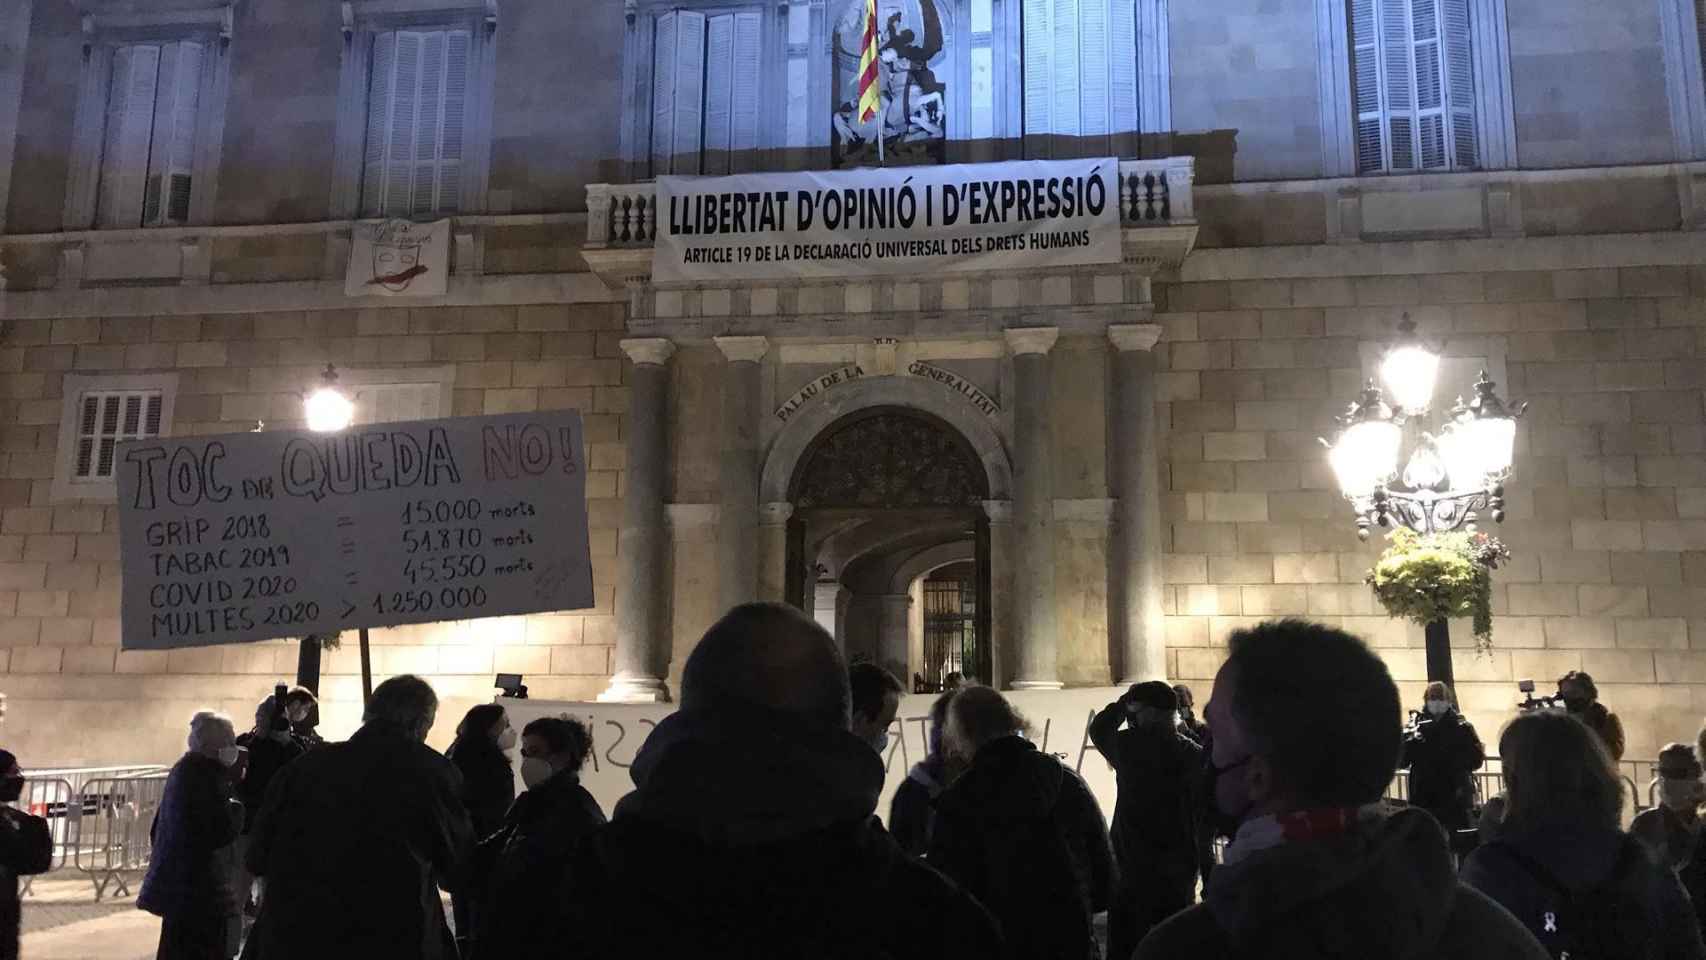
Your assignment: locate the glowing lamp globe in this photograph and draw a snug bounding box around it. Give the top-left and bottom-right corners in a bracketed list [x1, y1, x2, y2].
[1380, 343, 1440, 415]
[1440, 415, 1516, 487]
[305, 387, 353, 432]
[1329, 420, 1402, 499]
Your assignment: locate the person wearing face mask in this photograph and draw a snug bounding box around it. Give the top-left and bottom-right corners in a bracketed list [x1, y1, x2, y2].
[445, 703, 517, 953]
[1138, 620, 1549, 960]
[0, 750, 51, 960]
[139, 711, 247, 960]
[1557, 671, 1626, 762]
[1401, 681, 1485, 833]
[849, 662, 904, 757]
[282, 687, 323, 749]
[244, 674, 472, 960]
[470, 717, 605, 960]
[1091, 680, 1204, 960]
[1633, 743, 1706, 927]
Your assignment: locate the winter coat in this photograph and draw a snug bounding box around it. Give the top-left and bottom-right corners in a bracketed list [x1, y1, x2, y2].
[929, 734, 1116, 960]
[1138, 808, 1550, 960]
[471, 768, 605, 960]
[0, 806, 52, 960]
[560, 704, 1003, 960]
[1576, 703, 1627, 762]
[1402, 709, 1485, 830]
[1463, 822, 1706, 960]
[233, 731, 305, 833]
[138, 753, 244, 921]
[447, 737, 514, 842]
[889, 756, 949, 856]
[242, 723, 473, 960]
[1634, 805, 1706, 928]
[1090, 704, 1204, 886]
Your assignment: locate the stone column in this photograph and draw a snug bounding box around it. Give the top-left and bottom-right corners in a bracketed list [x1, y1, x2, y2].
[1005, 327, 1062, 690]
[600, 338, 675, 703]
[1109, 324, 1168, 683]
[875, 593, 912, 683]
[756, 501, 794, 603]
[713, 336, 768, 611]
[982, 499, 1013, 687]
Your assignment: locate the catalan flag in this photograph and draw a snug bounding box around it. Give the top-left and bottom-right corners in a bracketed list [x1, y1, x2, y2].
[857, 0, 881, 124]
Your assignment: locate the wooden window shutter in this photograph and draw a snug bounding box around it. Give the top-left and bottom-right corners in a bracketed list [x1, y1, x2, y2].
[671, 11, 707, 175]
[650, 11, 678, 176]
[1351, 0, 1384, 172]
[438, 30, 470, 213]
[1022, 0, 1053, 139]
[412, 31, 447, 215]
[730, 12, 762, 172]
[1381, 0, 1416, 170]
[1051, 0, 1081, 136]
[1441, 0, 1477, 168]
[703, 14, 735, 175]
[1412, 0, 1447, 169]
[144, 40, 202, 226]
[98, 44, 161, 228]
[1110, 0, 1139, 141]
[385, 31, 423, 217]
[1079, 0, 1109, 138]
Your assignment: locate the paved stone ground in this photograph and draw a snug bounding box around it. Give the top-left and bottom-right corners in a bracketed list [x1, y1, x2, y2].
[20, 872, 157, 960]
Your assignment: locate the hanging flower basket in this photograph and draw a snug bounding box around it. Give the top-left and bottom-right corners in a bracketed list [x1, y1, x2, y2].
[1365, 528, 1510, 655]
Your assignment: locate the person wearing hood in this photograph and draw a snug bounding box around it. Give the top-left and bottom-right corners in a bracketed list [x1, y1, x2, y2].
[471, 716, 605, 960]
[1092, 680, 1203, 960]
[849, 661, 904, 756]
[282, 687, 324, 749]
[445, 703, 516, 952]
[1464, 712, 1704, 959]
[889, 690, 958, 856]
[1138, 619, 1549, 960]
[1632, 743, 1706, 928]
[1557, 671, 1625, 762]
[1174, 684, 1208, 745]
[1401, 681, 1485, 832]
[928, 685, 1116, 960]
[244, 675, 472, 960]
[139, 710, 246, 960]
[560, 602, 1001, 959]
[0, 750, 50, 960]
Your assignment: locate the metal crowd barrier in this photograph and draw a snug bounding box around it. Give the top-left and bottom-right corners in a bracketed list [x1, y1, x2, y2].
[14, 765, 170, 897]
[16, 776, 72, 895]
[59, 773, 169, 900]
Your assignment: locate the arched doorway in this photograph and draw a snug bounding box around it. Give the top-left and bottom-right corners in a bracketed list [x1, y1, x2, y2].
[784, 406, 992, 687]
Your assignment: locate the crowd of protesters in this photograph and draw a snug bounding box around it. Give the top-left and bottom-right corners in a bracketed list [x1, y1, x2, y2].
[10, 607, 1706, 959]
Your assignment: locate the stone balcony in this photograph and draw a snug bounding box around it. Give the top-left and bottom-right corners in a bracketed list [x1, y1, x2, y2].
[581, 156, 1200, 289]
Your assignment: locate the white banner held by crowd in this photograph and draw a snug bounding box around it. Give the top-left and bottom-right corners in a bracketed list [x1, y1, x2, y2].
[653, 158, 1122, 283]
[344, 218, 450, 297]
[115, 411, 593, 649]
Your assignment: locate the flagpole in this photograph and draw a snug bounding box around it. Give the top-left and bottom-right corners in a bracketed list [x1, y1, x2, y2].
[877, 88, 885, 166]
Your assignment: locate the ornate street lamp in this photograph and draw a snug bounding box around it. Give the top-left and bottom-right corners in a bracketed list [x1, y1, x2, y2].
[305, 364, 355, 433]
[1324, 317, 1525, 684]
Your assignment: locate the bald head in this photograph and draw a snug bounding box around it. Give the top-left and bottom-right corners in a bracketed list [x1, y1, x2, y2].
[682, 602, 851, 730]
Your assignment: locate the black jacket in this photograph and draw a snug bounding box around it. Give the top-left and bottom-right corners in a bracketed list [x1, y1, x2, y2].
[561, 705, 1002, 960]
[888, 756, 950, 857]
[928, 735, 1116, 960]
[471, 769, 605, 960]
[1402, 710, 1484, 829]
[1463, 822, 1706, 960]
[0, 806, 51, 960]
[138, 753, 244, 921]
[234, 732, 305, 834]
[1139, 808, 1549, 960]
[242, 724, 473, 960]
[447, 738, 515, 842]
[1634, 805, 1706, 929]
[1090, 705, 1204, 884]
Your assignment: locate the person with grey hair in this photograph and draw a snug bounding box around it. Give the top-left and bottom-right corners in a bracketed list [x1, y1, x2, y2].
[244, 675, 472, 960]
[929, 685, 1115, 960]
[560, 602, 1001, 959]
[139, 710, 245, 960]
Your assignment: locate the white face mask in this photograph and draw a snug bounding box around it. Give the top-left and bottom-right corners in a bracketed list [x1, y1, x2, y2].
[1424, 700, 1450, 716]
[496, 727, 517, 751]
[217, 746, 240, 767]
[520, 757, 555, 790]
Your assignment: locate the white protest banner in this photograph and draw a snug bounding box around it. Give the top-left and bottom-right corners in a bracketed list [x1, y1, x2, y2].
[344, 218, 450, 297]
[116, 411, 592, 650]
[499, 687, 1128, 823]
[653, 158, 1122, 283]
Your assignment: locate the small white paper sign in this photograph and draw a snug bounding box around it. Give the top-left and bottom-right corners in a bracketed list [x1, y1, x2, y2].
[344, 218, 450, 297]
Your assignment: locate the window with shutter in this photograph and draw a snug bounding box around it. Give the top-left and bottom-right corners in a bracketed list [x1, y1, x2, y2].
[1020, 0, 1143, 154]
[361, 28, 471, 218]
[143, 42, 202, 226]
[970, 0, 996, 141]
[649, 7, 762, 176]
[1350, 0, 1478, 173]
[54, 374, 179, 503]
[96, 41, 207, 228]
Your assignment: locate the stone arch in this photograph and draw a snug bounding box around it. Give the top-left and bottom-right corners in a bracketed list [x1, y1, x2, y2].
[887, 540, 975, 594]
[760, 375, 1012, 504]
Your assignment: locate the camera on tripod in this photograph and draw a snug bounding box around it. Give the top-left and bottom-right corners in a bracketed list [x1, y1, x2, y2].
[1516, 678, 1563, 712]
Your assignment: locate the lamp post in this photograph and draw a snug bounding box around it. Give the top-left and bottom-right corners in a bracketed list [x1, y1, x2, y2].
[304, 365, 371, 704]
[1325, 318, 1524, 685]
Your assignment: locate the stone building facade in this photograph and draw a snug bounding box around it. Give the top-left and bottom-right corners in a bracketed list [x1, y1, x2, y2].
[0, 0, 1702, 764]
